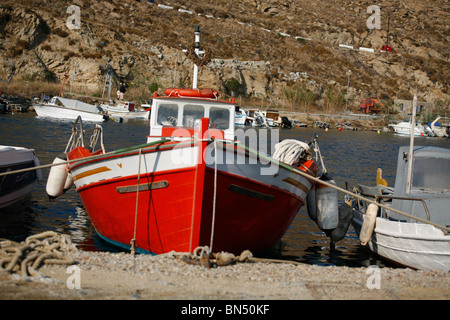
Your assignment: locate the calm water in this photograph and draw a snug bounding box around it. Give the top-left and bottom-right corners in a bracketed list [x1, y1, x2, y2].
[1, 112, 449, 267]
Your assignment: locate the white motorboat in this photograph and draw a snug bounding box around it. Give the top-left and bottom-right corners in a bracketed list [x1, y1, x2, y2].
[0, 146, 42, 209]
[350, 96, 449, 270]
[99, 101, 150, 121]
[388, 119, 426, 136]
[33, 97, 108, 122]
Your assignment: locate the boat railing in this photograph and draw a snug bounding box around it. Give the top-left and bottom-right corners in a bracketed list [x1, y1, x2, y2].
[64, 116, 106, 154]
[376, 195, 431, 222]
[65, 116, 85, 153]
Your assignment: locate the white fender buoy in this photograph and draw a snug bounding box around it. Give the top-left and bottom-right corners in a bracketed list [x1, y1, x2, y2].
[306, 188, 317, 221]
[315, 174, 339, 230]
[359, 203, 378, 245]
[63, 171, 73, 193]
[46, 153, 68, 199]
[33, 155, 43, 184]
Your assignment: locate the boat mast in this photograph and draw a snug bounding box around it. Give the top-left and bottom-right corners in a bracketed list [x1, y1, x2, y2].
[406, 94, 417, 194]
[192, 27, 201, 89]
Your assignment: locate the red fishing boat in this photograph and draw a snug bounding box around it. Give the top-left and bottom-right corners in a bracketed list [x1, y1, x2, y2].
[46, 28, 321, 255]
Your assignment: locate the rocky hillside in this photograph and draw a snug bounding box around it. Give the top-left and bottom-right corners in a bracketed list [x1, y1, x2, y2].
[0, 0, 448, 113]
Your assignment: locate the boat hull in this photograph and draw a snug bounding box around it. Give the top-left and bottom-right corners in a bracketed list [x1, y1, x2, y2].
[34, 105, 106, 122]
[0, 146, 40, 209]
[69, 141, 313, 255]
[389, 123, 424, 136]
[107, 111, 150, 121]
[352, 209, 450, 271]
[100, 104, 150, 120]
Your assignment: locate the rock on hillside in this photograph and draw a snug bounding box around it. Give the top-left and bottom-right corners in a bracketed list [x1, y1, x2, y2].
[0, 0, 448, 111]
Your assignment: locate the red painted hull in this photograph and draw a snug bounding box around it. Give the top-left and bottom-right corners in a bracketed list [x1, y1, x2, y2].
[77, 164, 303, 255]
[200, 168, 303, 254]
[68, 116, 315, 255]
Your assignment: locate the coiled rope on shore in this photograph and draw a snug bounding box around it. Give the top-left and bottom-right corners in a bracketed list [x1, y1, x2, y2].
[166, 246, 302, 268]
[0, 231, 76, 277]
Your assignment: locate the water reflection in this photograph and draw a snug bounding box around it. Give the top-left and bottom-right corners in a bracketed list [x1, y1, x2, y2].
[281, 208, 393, 267]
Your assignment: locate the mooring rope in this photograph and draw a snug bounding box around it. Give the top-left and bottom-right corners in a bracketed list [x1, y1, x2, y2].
[130, 148, 143, 255]
[0, 231, 76, 277]
[167, 245, 302, 268]
[209, 140, 218, 253]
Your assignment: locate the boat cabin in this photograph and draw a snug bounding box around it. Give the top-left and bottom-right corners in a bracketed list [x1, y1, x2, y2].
[147, 95, 236, 142]
[390, 146, 450, 228]
[263, 110, 281, 126]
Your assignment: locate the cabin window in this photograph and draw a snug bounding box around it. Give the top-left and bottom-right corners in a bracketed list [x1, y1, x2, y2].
[157, 104, 179, 126]
[209, 107, 230, 130]
[183, 104, 205, 128]
[412, 157, 450, 190]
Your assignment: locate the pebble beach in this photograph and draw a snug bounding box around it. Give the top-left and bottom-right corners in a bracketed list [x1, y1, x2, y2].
[1, 249, 449, 301]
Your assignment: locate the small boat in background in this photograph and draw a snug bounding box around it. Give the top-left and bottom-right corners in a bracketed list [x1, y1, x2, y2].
[337, 122, 358, 131]
[0, 145, 42, 209]
[291, 119, 307, 128]
[429, 116, 449, 138]
[314, 121, 331, 129]
[33, 97, 108, 122]
[262, 110, 281, 127]
[99, 101, 150, 121]
[245, 108, 268, 127]
[1, 95, 31, 113]
[388, 118, 426, 137]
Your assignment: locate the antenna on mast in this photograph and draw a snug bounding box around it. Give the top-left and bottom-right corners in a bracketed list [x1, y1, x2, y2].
[186, 27, 211, 89]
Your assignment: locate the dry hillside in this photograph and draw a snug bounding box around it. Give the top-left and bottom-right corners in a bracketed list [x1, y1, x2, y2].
[0, 0, 448, 114]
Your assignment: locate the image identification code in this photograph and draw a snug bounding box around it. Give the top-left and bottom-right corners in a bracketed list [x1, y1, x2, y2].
[181, 304, 270, 317]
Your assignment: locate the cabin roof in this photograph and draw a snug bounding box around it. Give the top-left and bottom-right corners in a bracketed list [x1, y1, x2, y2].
[399, 146, 450, 159]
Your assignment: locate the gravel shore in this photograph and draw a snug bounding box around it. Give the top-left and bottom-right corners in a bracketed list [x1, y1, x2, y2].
[1, 249, 449, 301]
